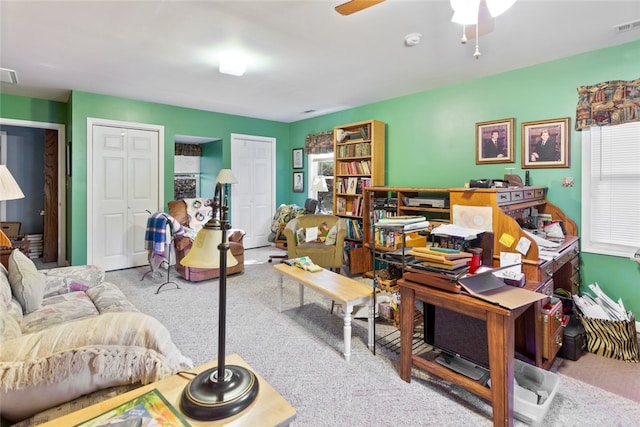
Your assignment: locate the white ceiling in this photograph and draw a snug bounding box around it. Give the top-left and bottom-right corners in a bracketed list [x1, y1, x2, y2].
[1, 1, 639, 123]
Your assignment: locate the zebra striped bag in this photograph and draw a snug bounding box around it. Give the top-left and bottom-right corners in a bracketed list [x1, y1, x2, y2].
[577, 313, 639, 362]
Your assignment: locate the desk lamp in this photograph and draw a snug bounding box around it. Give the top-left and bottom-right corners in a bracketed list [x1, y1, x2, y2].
[311, 175, 328, 213]
[0, 165, 25, 246]
[179, 182, 258, 420]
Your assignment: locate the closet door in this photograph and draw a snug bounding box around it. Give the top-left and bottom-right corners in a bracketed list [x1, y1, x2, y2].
[231, 134, 275, 249]
[90, 124, 159, 270]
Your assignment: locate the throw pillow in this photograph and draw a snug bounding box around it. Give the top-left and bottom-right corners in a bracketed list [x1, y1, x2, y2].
[296, 228, 306, 245]
[325, 225, 338, 245]
[8, 250, 45, 314]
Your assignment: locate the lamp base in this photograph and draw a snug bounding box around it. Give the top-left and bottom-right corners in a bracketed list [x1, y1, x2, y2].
[180, 364, 259, 421]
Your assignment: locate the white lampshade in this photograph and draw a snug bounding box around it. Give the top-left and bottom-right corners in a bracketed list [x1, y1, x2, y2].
[180, 227, 238, 269]
[0, 165, 25, 201]
[311, 176, 328, 192]
[216, 169, 238, 184]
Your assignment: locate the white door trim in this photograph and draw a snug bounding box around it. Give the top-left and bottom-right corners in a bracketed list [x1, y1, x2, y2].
[86, 117, 164, 265]
[0, 118, 67, 265]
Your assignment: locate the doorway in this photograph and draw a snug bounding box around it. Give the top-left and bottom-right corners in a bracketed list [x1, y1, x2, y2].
[230, 133, 275, 249]
[0, 119, 66, 265]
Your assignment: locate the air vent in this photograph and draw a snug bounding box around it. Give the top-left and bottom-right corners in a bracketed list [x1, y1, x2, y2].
[613, 19, 640, 33]
[0, 68, 18, 84]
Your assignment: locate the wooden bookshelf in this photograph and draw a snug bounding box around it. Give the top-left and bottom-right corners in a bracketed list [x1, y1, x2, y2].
[333, 120, 385, 273]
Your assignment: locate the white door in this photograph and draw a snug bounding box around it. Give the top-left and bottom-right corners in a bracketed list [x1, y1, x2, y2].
[89, 123, 161, 270]
[231, 134, 275, 249]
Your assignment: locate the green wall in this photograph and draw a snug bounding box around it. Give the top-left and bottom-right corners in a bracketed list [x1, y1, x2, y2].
[290, 40, 640, 318]
[1, 40, 639, 318]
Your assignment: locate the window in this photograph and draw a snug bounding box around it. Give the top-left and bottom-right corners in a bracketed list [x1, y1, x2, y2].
[581, 121, 640, 257]
[308, 153, 334, 213]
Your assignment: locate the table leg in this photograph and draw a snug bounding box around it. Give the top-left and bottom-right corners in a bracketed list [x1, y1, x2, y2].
[399, 286, 415, 382]
[278, 274, 284, 312]
[367, 295, 374, 351]
[343, 303, 352, 361]
[487, 311, 515, 427]
[298, 283, 304, 307]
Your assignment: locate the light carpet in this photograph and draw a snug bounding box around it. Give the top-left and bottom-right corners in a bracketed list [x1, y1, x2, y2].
[106, 246, 640, 426]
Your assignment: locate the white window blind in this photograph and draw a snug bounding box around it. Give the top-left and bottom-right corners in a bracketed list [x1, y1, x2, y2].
[581, 121, 640, 257]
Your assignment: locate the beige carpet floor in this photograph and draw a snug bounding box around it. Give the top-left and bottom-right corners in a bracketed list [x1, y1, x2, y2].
[556, 344, 640, 404]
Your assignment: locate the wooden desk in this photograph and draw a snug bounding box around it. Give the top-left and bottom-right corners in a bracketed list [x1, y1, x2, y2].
[398, 279, 532, 427]
[39, 354, 296, 427]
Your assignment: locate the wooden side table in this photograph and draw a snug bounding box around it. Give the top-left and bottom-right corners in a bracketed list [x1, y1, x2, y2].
[39, 354, 296, 427]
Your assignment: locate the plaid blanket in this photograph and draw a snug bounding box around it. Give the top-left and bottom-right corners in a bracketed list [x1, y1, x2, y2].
[144, 212, 184, 254]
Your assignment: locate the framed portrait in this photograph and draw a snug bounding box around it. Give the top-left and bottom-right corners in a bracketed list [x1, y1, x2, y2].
[292, 148, 304, 169]
[475, 118, 515, 164]
[522, 117, 570, 169]
[293, 172, 304, 192]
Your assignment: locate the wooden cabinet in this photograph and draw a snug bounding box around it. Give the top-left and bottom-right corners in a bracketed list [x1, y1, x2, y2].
[333, 120, 385, 273]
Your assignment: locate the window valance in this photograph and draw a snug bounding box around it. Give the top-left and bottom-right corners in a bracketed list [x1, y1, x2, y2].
[575, 78, 640, 130]
[175, 143, 202, 156]
[305, 131, 333, 155]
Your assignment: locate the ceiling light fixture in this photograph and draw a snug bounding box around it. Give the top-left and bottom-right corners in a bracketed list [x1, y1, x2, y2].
[219, 52, 247, 76]
[450, 0, 517, 59]
[0, 68, 18, 85]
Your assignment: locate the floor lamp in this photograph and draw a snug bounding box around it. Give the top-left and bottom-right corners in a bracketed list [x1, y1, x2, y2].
[0, 165, 25, 246]
[215, 168, 237, 207]
[179, 182, 259, 420]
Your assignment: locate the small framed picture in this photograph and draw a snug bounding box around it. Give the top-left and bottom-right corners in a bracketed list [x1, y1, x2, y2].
[293, 172, 304, 192]
[522, 117, 570, 169]
[476, 118, 515, 164]
[292, 148, 304, 169]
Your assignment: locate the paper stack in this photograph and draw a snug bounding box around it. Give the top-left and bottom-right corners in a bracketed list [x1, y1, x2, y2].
[572, 283, 631, 321]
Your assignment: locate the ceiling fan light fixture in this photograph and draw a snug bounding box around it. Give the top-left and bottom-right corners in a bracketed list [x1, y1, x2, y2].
[450, 0, 481, 25]
[486, 0, 517, 18]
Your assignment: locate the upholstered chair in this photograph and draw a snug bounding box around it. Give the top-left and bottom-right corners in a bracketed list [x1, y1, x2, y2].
[283, 214, 347, 272]
[167, 200, 245, 281]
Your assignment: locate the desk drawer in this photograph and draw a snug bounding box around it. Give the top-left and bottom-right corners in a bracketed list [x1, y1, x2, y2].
[554, 241, 580, 271]
[542, 300, 563, 360]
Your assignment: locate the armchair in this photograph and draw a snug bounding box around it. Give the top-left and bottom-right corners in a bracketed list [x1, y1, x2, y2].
[167, 200, 245, 281]
[283, 214, 347, 272]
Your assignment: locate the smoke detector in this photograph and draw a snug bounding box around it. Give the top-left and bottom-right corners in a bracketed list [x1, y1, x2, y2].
[404, 33, 422, 47]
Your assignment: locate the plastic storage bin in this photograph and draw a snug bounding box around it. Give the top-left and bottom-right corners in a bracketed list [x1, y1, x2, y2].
[513, 359, 560, 425]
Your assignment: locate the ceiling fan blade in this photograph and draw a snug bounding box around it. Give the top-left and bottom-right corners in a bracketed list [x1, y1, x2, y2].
[465, 0, 495, 40]
[335, 0, 385, 16]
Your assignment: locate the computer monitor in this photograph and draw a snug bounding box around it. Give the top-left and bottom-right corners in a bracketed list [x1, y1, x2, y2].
[423, 302, 490, 374]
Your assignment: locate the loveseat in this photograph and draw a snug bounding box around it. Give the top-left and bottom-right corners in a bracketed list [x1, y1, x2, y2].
[168, 199, 245, 281]
[0, 250, 193, 423]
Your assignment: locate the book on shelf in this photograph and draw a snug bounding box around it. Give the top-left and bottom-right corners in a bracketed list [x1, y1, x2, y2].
[75, 388, 190, 427]
[336, 197, 346, 215]
[346, 177, 358, 194]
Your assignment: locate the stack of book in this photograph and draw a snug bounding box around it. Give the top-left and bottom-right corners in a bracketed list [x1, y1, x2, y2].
[407, 247, 472, 273]
[374, 215, 429, 231]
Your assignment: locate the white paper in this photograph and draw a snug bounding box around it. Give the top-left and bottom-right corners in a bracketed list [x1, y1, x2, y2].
[515, 237, 531, 255]
[305, 226, 318, 242]
[499, 252, 522, 277]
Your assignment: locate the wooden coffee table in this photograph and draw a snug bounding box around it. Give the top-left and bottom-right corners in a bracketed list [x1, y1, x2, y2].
[274, 263, 374, 361]
[39, 354, 296, 427]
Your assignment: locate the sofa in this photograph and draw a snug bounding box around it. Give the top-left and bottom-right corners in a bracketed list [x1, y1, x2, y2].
[283, 214, 347, 271]
[167, 199, 245, 281]
[0, 250, 193, 423]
